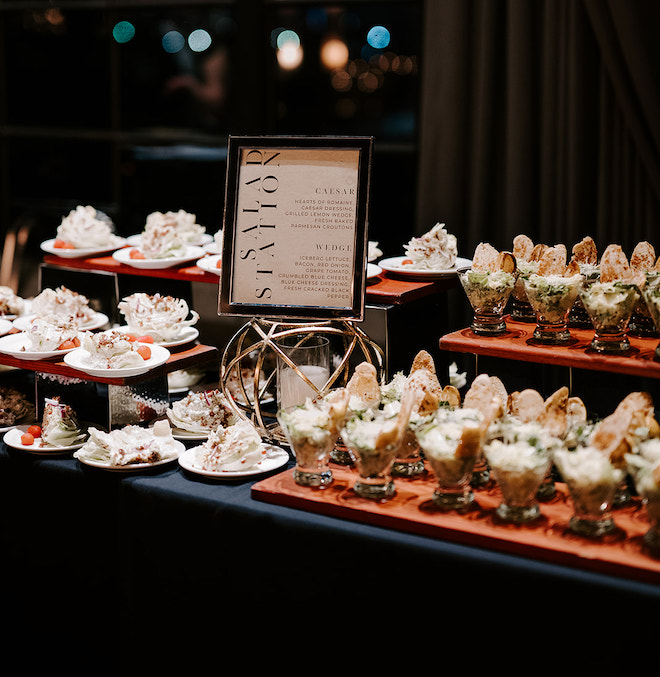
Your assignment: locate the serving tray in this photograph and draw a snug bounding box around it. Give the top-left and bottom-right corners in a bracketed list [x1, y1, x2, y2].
[252, 463, 660, 584]
[439, 319, 660, 379]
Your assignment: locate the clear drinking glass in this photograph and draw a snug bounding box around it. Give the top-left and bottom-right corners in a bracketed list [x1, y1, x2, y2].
[522, 273, 583, 344]
[276, 334, 330, 411]
[416, 410, 485, 511]
[457, 267, 516, 336]
[627, 452, 660, 558]
[391, 427, 425, 477]
[641, 280, 660, 359]
[510, 261, 538, 322]
[341, 414, 400, 500]
[579, 281, 639, 353]
[554, 448, 623, 538]
[485, 440, 553, 523]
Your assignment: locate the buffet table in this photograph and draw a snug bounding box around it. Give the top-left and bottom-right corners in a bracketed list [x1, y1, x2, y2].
[2, 438, 658, 674]
[39, 253, 461, 378]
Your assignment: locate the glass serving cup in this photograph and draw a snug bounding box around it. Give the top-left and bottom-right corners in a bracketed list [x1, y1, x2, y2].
[554, 447, 623, 538]
[278, 408, 336, 488]
[522, 273, 583, 344]
[641, 279, 660, 359]
[568, 264, 600, 328]
[579, 281, 639, 353]
[276, 391, 349, 488]
[485, 440, 553, 523]
[510, 261, 538, 322]
[627, 451, 660, 557]
[341, 415, 400, 500]
[416, 411, 484, 511]
[629, 271, 660, 337]
[457, 267, 517, 336]
[391, 426, 425, 477]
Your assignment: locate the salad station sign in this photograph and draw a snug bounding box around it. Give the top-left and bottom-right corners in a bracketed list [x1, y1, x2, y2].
[219, 136, 373, 321]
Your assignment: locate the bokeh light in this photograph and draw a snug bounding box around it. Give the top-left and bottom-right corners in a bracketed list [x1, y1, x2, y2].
[162, 30, 185, 54]
[277, 43, 303, 70]
[366, 25, 390, 49]
[276, 29, 300, 50]
[188, 28, 212, 52]
[112, 21, 135, 44]
[320, 38, 349, 70]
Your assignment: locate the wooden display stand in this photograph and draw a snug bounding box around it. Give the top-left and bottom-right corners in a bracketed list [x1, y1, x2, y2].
[253, 462, 660, 584]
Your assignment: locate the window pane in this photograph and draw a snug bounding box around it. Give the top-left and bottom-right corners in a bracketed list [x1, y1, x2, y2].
[115, 7, 237, 133]
[266, 3, 421, 140]
[5, 8, 111, 128]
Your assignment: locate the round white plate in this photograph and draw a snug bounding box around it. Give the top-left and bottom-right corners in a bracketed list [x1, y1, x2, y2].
[0, 332, 81, 360]
[170, 427, 209, 441]
[112, 245, 206, 269]
[13, 311, 109, 333]
[178, 444, 289, 479]
[3, 424, 88, 454]
[115, 325, 199, 348]
[40, 238, 127, 258]
[63, 343, 170, 377]
[378, 255, 473, 280]
[75, 441, 184, 472]
[203, 241, 222, 255]
[196, 255, 222, 275]
[127, 233, 213, 247]
[367, 263, 382, 280]
[0, 319, 13, 336]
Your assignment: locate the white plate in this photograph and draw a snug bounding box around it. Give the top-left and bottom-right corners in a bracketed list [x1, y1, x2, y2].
[127, 233, 213, 247]
[378, 255, 473, 280]
[0, 332, 81, 360]
[196, 255, 222, 275]
[3, 424, 88, 454]
[40, 238, 127, 258]
[63, 343, 170, 377]
[178, 444, 289, 479]
[75, 440, 184, 472]
[112, 245, 206, 269]
[0, 319, 13, 336]
[367, 263, 382, 280]
[203, 241, 222, 255]
[170, 427, 209, 441]
[115, 325, 199, 348]
[13, 311, 109, 333]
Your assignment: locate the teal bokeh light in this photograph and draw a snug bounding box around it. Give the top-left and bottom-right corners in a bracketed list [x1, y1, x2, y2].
[366, 25, 390, 49]
[162, 30, 185, 54]
[112, 21, 135, 44]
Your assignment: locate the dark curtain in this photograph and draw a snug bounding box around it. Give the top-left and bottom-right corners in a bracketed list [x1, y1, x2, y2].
[416, 0, 660, 261]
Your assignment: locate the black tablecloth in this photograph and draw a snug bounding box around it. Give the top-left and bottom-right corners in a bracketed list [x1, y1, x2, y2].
[2, 442, 659, 675]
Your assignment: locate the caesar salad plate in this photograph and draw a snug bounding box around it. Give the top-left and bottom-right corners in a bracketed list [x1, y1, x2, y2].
[0, 332, 81, 360]
[196, 254, 222, 275]
[115, 325, 199, 348]
[112, 245, 206, 269]
[178, 444, 289, 480]
[63, 343, 170, 377]
[40, 238, 127, 258]
[379, 256, 473, 280]
[3, 424, 89, 454]
[13, 310, 109, 333]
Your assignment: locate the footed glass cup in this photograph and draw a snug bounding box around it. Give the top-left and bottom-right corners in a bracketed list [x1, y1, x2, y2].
[641, 283, 660, 359]
[555, 449, 622, 538]
[579, 282, 639, 354]
[423, 452, 479, 511]
[341, 432, 399, 501]
[392, 428, 425, 477]
[486, 447, 552, 523]
[523, 274, 582, 344]
[457, 267, 516, 336]
[277, 412, 336, 487]
[627, 456, 660, 558]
